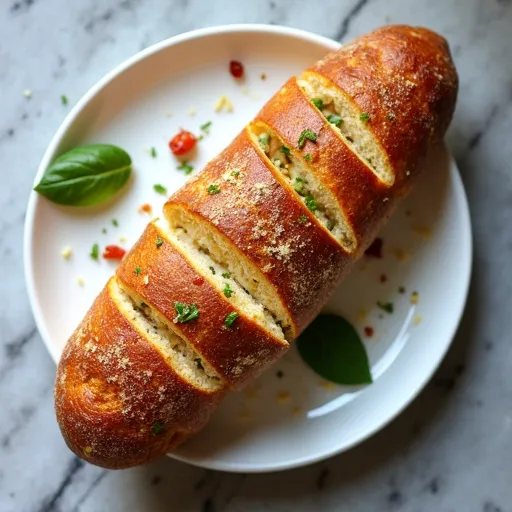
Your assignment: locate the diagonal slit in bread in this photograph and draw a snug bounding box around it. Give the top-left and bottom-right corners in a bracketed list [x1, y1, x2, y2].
[298, 71, 394, 186]
[112, 278, 223, 392]
[155, 216, 288, 340]
[248, 122, 356, 253]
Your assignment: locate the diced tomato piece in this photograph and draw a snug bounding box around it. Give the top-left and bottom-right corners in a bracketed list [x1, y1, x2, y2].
[169, 130, 197, 156]
[229, 60, 244, 78]
[103, 245, 126, 260]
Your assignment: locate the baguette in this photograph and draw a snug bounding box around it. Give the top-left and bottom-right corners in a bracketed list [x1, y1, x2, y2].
[54, 25, 458, 469]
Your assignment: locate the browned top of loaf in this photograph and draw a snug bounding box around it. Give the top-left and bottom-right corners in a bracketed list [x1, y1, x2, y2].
[116, 222, 289, 389]
[167, 130, 351, 335]
[54, 279, 223, 469]
[257, 77, 397, 254]
[309, 25, 458, 185]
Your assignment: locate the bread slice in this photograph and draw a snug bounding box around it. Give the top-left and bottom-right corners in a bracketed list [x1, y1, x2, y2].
[305, 25, 458, 188]
[255, 77, 400, 254]
[298, 71, 394, 186]
[55, 278, 223, 469]
[166, 129, 349, 335]
[116, 222, 289, 389]
[248, 122, 356, 252]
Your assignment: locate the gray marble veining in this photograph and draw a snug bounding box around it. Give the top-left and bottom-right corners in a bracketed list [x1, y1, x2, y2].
[1, 0, 512, 510]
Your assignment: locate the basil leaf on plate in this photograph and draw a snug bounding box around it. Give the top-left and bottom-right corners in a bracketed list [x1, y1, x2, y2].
[34, 144, 132, 206]
[297, 314, 372, 385]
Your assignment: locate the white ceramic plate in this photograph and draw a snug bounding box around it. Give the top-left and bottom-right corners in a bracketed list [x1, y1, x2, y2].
[24, 25, 472, 473]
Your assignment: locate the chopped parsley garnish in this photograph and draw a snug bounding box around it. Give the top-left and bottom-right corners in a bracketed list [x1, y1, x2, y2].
[258, 133, 270, 150]
[223, 283, 234, 298]
[207, 184, 221, 195]
[280, 145, 291, 157]
[112, 219, 119, 227]
[326, 114, 343, 127]
[194, 358, 204, 370]
[150, 147, 157, 158]
[360, 112, 370, 122]
[311, 98, 323, 110]
[398, 286, 406, 294]
[152, 422, 165, 435]
[153, 184, 168, 196]
[102, 228, 107, 234]
[305, 194, 318, 212]
[377, 301, 394, 314]
[134, 266, 142, 275]
[60, 94, 68, 105]
[298, 128, 317, 149]
[297, 214, 308, 224]
[177, 161, 194, 174]
[304, 153, 312, 161]
[155, 237, 164, 248]
[293, 177, 307, 195]
[221, 271, 231, 279]
[200, 121, 212, 133]
[174, 302, 200, 323]
[276, 370, 284, 378]
[224, 311, 238, 328]
[90, 243, 99, 260]
[231, 169, 240, 177]
[209, 266, 216, 275]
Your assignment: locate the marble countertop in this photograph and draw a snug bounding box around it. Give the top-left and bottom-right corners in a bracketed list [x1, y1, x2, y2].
[1, 0, 512, 510]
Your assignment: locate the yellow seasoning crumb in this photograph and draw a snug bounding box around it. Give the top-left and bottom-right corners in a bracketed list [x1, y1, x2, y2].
[84, 446, 93, 455]
[214, 95, 234, 113]
[118, 236, 127, 243]
[412, 225, 432, 239]
[358, 309, 368, 323]
[413, 314, 422, 325]
[241, 86, 249, 95]
[393, 248, 411, 262]
[292, 406, 302, 417]
[410, 291, 420, 304]
[76, 276, 85, 287]
[276, 391, 290, 404]
[23, 89, 32, 98]
[61, 246, 72, 259]
[320, 381, 336, 391]
[187, 107, 197, 116]
[143, 275, 149, 286]
[260, 73, 267, 80]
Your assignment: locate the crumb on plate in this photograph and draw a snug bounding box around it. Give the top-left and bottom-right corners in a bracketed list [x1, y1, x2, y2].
[410, 291, 420, 304]
[214, 95, 234, 113]
[61, 246, 72, 259]
[23, 89, 32, 98]
[76, 276, 85, 287]
[413, 314, 422, 325]
[412, 225, 432, 239]
[320, 381, 336, 391]
[187, 107, 197, 116]
[393, 248, 411, 262]
[276, 391, 290, 403]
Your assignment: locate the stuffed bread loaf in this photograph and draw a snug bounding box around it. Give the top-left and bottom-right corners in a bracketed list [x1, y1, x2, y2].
[54, 25, 458, 469]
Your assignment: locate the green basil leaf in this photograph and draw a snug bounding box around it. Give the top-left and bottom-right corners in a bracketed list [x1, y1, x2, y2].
[34, 144, 132, 206]
[297, 314, 372, 385]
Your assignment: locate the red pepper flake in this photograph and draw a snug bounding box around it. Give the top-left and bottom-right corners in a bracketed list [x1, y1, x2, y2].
[103, 244, 126, 260]
[364, 326, 374, 337]
[192, 276, 204, 286]
[365, 237, 383, 258]
[138, 203, 152, 214]
[229, 60, 244, 79]
[169, 130, 197, 156]
[380, 273, 387, 283]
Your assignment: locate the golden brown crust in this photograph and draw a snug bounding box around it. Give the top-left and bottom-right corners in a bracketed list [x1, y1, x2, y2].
[54, 279, 223, 469]
[166, 130, 350, 335]
[308, 25, 458, 187]
[256, 77, 396, 254]
[116, 222, 289, 389]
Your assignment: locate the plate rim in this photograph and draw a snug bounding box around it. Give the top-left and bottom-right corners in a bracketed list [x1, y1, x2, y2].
[23, 24, 473, 473]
